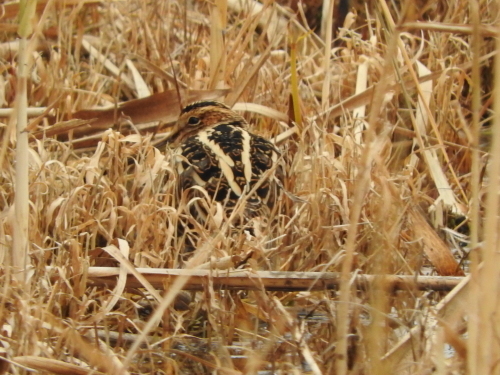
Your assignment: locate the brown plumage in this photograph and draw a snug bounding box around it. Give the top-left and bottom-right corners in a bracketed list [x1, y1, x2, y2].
[168, 101, 279, 224]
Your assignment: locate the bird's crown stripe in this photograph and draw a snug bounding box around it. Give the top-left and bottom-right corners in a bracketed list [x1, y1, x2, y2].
[181, 101, 230, 114]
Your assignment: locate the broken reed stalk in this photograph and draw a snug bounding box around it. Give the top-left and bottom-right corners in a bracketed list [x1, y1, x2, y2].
[13, 0, 37, 283]
[12, 36, 29, 283]
[80, 267, 465, 292]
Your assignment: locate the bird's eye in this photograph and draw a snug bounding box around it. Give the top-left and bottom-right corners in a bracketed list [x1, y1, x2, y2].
[188, 116, 200, 126]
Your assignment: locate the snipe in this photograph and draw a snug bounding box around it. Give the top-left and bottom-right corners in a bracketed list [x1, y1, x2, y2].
[167, 100, 279, 226]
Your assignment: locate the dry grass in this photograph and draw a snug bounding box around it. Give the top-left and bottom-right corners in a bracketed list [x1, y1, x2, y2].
[0, 0, 496, 373]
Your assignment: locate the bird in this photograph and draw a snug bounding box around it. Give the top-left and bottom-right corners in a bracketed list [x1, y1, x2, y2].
[167, 100, 280, 228]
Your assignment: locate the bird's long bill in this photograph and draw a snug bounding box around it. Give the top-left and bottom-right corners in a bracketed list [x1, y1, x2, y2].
[164, 125, 179, 141]
[152, 123, 180, 150]
[164, 124, 200, 147]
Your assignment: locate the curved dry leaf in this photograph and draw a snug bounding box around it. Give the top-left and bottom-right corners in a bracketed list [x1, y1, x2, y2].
[232, 102, 289, 122]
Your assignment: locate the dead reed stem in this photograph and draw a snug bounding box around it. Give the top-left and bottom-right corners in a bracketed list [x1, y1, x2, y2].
[82, 266, 465, 291]
[467, 11, 500, 374]
[13, 0, 39, 283]
[335, 2, 403, 372]
[320, 0, 334, 111]
[12, 35, 29, 283]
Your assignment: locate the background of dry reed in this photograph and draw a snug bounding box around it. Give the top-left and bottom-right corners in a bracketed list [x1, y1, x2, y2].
[0, 0, 497, 373]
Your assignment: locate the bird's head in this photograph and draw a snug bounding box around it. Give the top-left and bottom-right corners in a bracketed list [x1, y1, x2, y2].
[168, 101, 247, 145]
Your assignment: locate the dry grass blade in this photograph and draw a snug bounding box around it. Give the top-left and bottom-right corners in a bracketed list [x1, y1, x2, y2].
[81, 38, 136, 93]
[353, 59, 369, 144]
[225, 40, 280, 106]
[411, 60, 462, 213]
[125, 59, 151, 98]
[227, 0, 287, 41]
[102, 242, 162, 302]
[12, 356, 106, 375]
[233, 102, 288, 122]
[400, 21, 498, 37]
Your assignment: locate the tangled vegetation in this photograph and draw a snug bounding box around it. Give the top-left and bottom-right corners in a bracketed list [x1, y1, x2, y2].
[0, 0, 497, 373]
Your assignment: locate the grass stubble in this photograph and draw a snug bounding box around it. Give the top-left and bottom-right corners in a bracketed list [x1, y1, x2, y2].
[0, 0, 496, 373]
